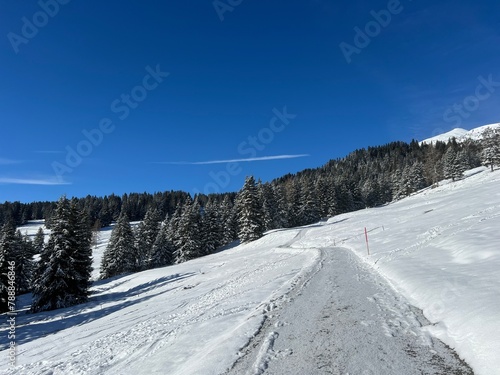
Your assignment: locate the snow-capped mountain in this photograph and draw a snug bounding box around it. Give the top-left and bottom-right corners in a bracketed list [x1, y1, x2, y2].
[420, 122, 500, 145]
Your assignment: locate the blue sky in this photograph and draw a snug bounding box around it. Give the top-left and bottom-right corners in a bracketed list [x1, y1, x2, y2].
[1, 0, 500, 203]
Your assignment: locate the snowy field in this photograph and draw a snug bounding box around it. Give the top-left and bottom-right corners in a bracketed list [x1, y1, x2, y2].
[1, 166, 500, 374]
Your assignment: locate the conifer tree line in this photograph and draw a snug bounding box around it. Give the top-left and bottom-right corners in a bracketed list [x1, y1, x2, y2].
[0, 190, 192, 229]
[1, 131, 499, 312]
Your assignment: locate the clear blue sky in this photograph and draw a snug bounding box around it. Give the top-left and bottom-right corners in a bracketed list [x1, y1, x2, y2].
[1, 0, 500, 202]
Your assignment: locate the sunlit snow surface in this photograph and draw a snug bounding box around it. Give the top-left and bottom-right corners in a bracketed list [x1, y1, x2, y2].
[420, 122, 500, 144]
[2, 166, 500, 375]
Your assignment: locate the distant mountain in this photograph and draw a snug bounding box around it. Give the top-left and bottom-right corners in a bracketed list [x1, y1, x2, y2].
[420, 122, 500, 145]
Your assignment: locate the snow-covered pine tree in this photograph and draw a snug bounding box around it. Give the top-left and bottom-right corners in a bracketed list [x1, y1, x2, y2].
[336, 183, 355, 213]
[0, 223, 35, 298]
[201, 198, 223, 255]
[220, 195, 237, 246]
[273, 184, 290, 228]
[167, 203, 182, 249]
[13, 230, 35, 295]
[443, 147, 459, 181]
[236, 176, 264, 243]
[284, 179, 301, 227]
[69, 199, 93, 299]
[453, 151, 469, 180]
[409, 161, 426, 192]
[0, 246, 6, 312]
[33, 227, 45, 254]
[393, 161, 426, 199]
[481, 127, 500, 172]
[315, 176, 330, 218]
[174, 198, 203, 263]
[149, 215, 175, 268]
[100, 212, 136, 279]
[135, 207, 162, 270]
[361, 178, 381, 207]
[298, 178, 320, 225]
[0, 222, 18, 311]
[260, 182, 280, 231]
[31, 196, 92, 313]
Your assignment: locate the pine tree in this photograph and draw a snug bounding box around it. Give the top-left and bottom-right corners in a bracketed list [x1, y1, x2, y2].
[315, 177, 330, 217]
[260, 182, 280, 231]
[409, 161, 426, 192]
[135, 207, 162, 270]
[273, 184, 290, 228]
[220, 195, 237, 246]
[13, 230, 35, 295]
[33, 226, 45, 255]
[236, 176, 264, 243]
[0, 224, 35, 299]
[0, 222, 18, 311]
[481, 127, 500, 172]
[361, 178, 381, 207]
[0, 244, 7, 312]
[284, 180, 301, 227]
[298, 179, 320, 225]
[443, 147, 461, 181]
[174, 198, 203, 263]
[70, 200, 93, 299]
[31, 196, 93, 313]
[201, 199, 223, 255]
[454, 151, 469, 180]
[100, 212, 136, 279]
[149, 215, 175, 268]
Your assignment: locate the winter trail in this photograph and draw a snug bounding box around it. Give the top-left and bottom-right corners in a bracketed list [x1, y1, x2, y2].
[227, 244, 472, 375]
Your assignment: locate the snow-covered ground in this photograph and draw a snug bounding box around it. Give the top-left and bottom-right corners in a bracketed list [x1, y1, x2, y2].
[2, 166, 500, 375]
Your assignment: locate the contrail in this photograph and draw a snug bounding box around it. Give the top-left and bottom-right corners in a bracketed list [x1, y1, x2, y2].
[155, 154, 310, 165]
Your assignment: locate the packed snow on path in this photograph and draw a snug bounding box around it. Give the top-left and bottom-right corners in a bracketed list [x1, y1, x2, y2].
[1, 166, 499, 375]
[228, 247, 471, 375]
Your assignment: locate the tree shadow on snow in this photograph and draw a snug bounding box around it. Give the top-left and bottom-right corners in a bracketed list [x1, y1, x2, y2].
[0, 272, 196, 349]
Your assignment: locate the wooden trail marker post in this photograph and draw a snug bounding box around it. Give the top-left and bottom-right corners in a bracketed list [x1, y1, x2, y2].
[364, 227, 370, 255]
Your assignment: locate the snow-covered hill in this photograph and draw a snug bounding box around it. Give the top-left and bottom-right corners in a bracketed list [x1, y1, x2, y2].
[3, 167, 500, 375]
[420, 122, 500, 144]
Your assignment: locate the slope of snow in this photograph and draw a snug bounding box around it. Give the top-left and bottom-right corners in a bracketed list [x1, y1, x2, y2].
[1, 230, 320, 375]
[16, 220, 49, 241]
[291, 166, 500, 375]
[3, 167, 500, 375]
[420, 122, 500, 144]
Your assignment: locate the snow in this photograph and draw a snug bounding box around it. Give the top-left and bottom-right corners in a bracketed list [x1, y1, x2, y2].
[2, 167, 500, 375]
[420, 122, 500, 144]
[1, 230, 320, 375]
[289, 166, 500, 375]
[16, 220, 49, 241]
[230, 248, 471, 374]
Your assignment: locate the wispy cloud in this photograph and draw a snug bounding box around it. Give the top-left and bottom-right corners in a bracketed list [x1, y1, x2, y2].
[155, 154, 310, 165]
[0, 177, 71, 185]
[0, 158, 22, 165]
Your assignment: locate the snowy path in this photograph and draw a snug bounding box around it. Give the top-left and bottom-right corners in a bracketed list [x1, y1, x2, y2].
[227, 247, 472, 375]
